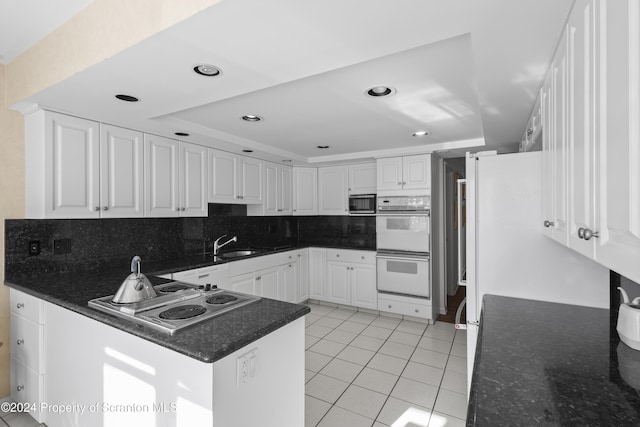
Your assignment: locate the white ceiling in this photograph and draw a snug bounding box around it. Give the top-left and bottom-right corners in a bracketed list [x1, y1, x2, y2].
[0, 0, 94, 64]
[10, 0, 575, 163]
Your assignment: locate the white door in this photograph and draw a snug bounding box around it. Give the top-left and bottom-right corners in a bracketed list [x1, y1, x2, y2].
[44, 112, 100, 218]
[144, 134, 179, 217]
[326, 262, 350, 305]
[100, 124, 143, 218]
[180, 142, 208, 217]
[263, 163, 279, 215]
[279, 166, 293, 215]
[541, 72, 554, 239]
[309, 248, 326, 300]
[596, 0, 640, 284]
[293, 168, 318, 215]
[208, 149, 237, 203]
[568, 0, 600, 257]
[280, 262, 297, 303]
[348, 163, 376, 195]
[351, 264, 376, 309]
[318, 166, 348, 215]
[402, 155, 431, 190]
[231, 274, 256, 296]
[551, 31, 569, 246]
[295, 250, 309, 302]
[376, 157, 403, 192]
[238, 157, 262, 204]
[260, 267, 280, 300]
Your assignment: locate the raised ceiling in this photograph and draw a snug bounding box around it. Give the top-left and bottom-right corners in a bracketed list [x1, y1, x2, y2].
[12, 0, 575, 163]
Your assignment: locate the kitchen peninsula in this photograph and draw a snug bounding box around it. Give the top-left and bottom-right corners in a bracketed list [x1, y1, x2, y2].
[5, 252, 310, 427]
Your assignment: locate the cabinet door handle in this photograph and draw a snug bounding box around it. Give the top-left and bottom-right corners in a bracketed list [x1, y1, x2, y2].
[414, 308, 419, 313]
[293, 209, 297, 212]
[16, 303, 24, 309]
[543, 220, 555, 228]
[361, 256, 365, 259]
[583, 229, 600, 241]
[16, 385, 24, 392]
[256, 276, 261, 280]
[198, 274, 209, 279]
[397, 181, 402, 185]
[388, 304, 392, 309]
[578, 227, 585, 239]
[289, 256, 292, 259]
[289, 264, 292, 267]
[95, 206, 100, 211]
[16, 339, 24, 345]
[336, 254, 340, 257]
[403, 181, 407, 185]
[527, 128, 534, 136]
[298, 254, 301, 258]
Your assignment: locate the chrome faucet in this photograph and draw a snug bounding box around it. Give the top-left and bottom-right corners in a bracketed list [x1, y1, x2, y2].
[213, 235, 237, 256]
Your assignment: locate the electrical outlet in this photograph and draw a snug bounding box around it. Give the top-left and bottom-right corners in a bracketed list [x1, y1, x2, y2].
[53, 238, 72, 254]
[28, 240, 41, 256]
[236, 348, 258, 387]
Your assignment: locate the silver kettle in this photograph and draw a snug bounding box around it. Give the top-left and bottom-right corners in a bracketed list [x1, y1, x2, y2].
[617, 287, 640, 351]
[112, 256, 157, 304]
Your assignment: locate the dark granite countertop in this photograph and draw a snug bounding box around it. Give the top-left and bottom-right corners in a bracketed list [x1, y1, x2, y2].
[467, 295, 640, 426]
[4, 263, 309, 364]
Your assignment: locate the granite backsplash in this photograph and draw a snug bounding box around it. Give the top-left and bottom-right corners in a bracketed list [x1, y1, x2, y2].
[4, 204, 375, 277]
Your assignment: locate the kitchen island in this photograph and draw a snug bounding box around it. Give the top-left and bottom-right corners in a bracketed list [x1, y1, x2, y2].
[467, 295, 640, 426]
[5, 262, 309, 427]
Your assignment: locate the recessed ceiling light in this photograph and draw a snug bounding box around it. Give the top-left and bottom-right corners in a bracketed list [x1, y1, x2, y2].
[115, 94, 139, 102]
[193, 64, 221, 77]
[242, 149, 253, 153]
[175, 132, 190, 137]
[412, 131, 430, 137]
[242, 115, 263, 122]
[365, 86, 396, 97]
[317, 145, 330, 149]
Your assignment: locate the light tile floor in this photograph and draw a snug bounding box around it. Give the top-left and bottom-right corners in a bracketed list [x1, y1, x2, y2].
[304, 302, 468, 427]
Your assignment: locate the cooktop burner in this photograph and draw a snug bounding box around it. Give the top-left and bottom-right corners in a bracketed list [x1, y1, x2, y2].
[206, 294, 238, 305]
[159, 304, 207, 320]
[88, 281, 261, 335]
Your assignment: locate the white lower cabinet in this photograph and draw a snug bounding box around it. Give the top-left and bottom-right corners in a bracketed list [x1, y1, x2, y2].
[323, 249, 377, 310]
[309, 248, 327, 300]
[10, 289, 46, 423]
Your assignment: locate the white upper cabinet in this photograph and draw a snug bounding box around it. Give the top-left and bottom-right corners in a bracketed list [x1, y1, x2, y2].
[208, 149, 262, 204]
[348, 163, 376, 195]
[100, 124, 144, 218]
[25, 111, 144, 219]
[540, 0, 640, 284]
[566, 0, 601, 258]
[377, 154, 431, 195]
[596, 0, 640, 283]
[144, 134, 179, 216]
[208, 149, 237, 203]
[145, 135, 207, 217]
[238, 156, 263, 204]
[293, 167, 318, 215]
[247, 162, 292, 216]
[180, 142, 208, 217]
[318, 166, 348, 215]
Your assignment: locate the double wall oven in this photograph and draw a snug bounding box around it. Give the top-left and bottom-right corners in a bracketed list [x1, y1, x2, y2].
[376, 196, 431, 298]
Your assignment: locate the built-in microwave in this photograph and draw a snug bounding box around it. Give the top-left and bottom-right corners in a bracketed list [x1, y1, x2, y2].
[348, 194, 376, 215]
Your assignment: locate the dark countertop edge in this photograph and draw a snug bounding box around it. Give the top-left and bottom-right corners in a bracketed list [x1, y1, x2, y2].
[4, 280, 310, 364]
[149, 244, 377, 275]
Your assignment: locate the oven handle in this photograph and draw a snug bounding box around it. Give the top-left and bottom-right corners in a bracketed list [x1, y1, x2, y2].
[376, 211, 430, 216]
[376, 252, 430, 262]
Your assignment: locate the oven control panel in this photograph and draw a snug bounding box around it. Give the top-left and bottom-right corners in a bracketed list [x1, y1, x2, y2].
[377, 195, 430, 211]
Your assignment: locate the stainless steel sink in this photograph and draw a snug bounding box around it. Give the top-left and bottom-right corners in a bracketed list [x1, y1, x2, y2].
[219, 249, 262, 258]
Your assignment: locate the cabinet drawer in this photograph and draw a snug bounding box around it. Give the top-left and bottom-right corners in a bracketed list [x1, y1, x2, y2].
[171, 264, 229, 287]
[378, 295, 431, 319]
[10, 313, 44, 373]
[326, 249, 375, 264]
[10, 289, 44, 324]
[227, 253, 284, 277]
[10, 356, 45, 423]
